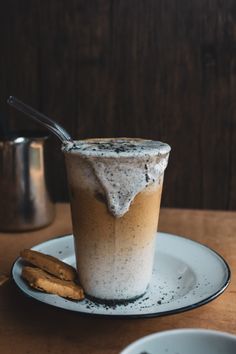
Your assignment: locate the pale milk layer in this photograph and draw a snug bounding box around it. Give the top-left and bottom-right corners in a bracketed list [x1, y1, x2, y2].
[63, 138, 170, 217]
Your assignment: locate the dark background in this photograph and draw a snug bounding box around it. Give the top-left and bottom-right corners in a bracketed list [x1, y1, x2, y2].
[1, 0, 236, 209]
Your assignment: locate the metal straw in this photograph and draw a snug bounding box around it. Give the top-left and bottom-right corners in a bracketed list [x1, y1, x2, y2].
[7, 96, 73, 143]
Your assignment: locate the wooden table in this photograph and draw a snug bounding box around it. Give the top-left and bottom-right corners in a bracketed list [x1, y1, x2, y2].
[0, 204, 235, 353]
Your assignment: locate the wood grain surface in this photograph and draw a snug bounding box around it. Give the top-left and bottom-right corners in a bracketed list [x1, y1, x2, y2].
[0, 204, 235, 354]
[1, 1, 236, 209]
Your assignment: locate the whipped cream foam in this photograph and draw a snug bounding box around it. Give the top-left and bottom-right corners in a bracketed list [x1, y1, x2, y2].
[63, 138, 170, 217]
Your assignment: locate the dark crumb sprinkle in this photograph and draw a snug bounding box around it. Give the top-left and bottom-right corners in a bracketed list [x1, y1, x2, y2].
[114, 147, 126, 153]
[142, 297, 149, 301]
[178, 276, 182, 280]
[85, 291, 147, 308]
[145, 173, 150, 183]
[70, 140, 167, 155]
[157, 300, 162, 305]
[88, 142, 139, 154]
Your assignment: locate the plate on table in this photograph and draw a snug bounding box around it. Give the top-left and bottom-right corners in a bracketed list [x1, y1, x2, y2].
[12, 232, 230, 318]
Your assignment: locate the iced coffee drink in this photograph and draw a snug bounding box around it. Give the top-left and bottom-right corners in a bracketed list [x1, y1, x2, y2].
[63, 138, 170, 302]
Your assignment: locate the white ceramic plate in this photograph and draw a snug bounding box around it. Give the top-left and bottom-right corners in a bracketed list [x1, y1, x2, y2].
[12, 232, 230, 318]
[120, 328, 236, 354]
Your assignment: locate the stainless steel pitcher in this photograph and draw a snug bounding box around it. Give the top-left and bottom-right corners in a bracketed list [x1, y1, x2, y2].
[0, 135, 55, 231]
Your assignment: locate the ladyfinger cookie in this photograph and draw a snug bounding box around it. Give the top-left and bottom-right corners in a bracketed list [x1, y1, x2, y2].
[22, 266, 84, 300]
[20, 249, 77, 281]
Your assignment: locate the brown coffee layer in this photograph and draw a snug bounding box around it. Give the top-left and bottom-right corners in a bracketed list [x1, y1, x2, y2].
[70, 184, 162, 247]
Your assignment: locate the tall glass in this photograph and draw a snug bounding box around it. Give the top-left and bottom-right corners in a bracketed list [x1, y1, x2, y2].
[63, 138, 170, 302]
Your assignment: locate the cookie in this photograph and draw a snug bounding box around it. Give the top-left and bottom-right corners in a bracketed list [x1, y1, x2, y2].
[22, 266, 84, 300]
[20, 249, 77, 281]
